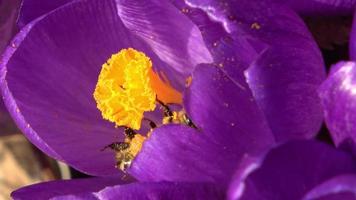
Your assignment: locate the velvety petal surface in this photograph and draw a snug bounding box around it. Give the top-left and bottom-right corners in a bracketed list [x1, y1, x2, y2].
[11, 176, 132, 200]
[175, 0, 325, 142]
[273, 0, 356, 16]
[228, 140, 356, 200]
[116, 0, 212, 89]
[1, 0, 186, 176]
[96, 182, 224, 200]
[129, 64, 274, 187]
[319, 61, 356, 147]
[18, 0, 73, 28]
[303, 174, 356, 200]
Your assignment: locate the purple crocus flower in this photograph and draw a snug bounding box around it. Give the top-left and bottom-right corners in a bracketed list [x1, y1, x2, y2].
[0, 0, 336, 199]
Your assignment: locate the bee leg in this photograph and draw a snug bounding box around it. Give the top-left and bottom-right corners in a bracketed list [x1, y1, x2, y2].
[101, 142, 129, 152]
[156, 99, 174, 122]
[124, 127, 136, 140]
[184, 115, 198, 129]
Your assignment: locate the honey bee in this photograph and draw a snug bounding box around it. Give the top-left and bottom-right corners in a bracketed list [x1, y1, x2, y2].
[102, 127, 146, 171]
[102, 141, 132, 170]
[102, 100, 197, 171]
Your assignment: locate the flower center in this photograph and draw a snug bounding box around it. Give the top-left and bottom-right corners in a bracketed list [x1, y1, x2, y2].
[93, 48, 182, 130]
[95, 48, 195, 171]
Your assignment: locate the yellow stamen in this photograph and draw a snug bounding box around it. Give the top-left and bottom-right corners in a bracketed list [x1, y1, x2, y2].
[94, 48, 156, 130]
[93, 48, 182, 130]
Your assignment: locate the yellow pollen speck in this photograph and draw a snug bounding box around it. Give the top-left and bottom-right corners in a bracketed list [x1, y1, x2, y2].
[185, 76, 192, 87]
[251, 22, 261, 30]
[94, 48, 182, 130]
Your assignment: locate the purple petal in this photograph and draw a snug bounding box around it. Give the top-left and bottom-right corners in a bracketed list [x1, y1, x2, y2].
[96, 182, 224, 200]
[129, 125, 235, 186]
[228, 140, 356, 200]
[273, 0, 356, 16]
[246, 45, 325, 142]
[303, 174, 356, 200]
[129, 65, 275, 187]
[12, 178, 223, 200]
[318, 62, 356, 147]
[178, 0, 325, 142]
[1, 0, 174, 176]
[116, 0, 212, 85]
[184, 64, 274, 149]
[11, 176, 132, 200]
[18, 0, 73, 28]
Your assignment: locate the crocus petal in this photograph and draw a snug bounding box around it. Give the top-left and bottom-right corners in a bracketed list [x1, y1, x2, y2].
[228, 140, 356, 200]
[272, 0, 356, 16]
[318, 61, 356, 148]
[11, 176, 132, 200]
[177, 0, 325, 142]
[1, 0, 182, 176]
[184, 64, 274, 149]
[116, 0, 212, 88]
[96, 182, 224, 200]
[129, 64, 274, 187]
[246, 45, 325, 142]
[18, 0, 73, 28]
[129, 125, 234, 186]
[14, 179, 223, 200]
[302, 174, 356, 200]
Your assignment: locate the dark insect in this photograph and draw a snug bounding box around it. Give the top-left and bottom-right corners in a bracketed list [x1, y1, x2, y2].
[101, 142, 129, 152]
[124, 127, 136, 139]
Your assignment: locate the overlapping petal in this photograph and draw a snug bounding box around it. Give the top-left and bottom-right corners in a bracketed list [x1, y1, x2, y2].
[96, 182, 224, 200]
[228, 140, 356, 200]
[175, 0, 326, 142]
[18, 0, 73, 28]
[12, 178, 223, 200]
[319, 61, 356, 148]
[129, 64, 274, 187]
[11, 177, 132, 200]
[273, 0, 356, 16]
[303, 175, 356, 200]
[116, 0, 212, 84]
